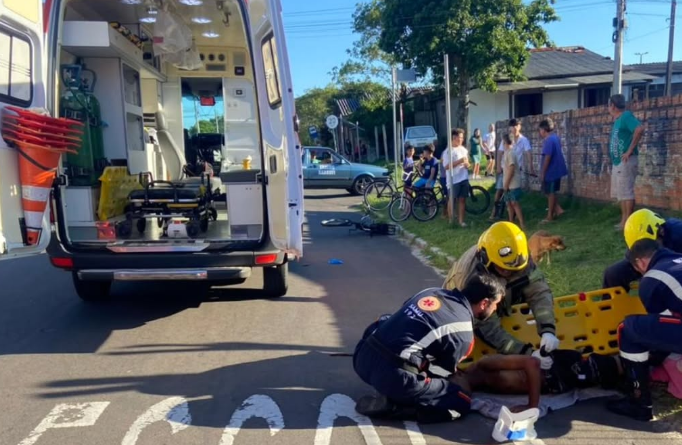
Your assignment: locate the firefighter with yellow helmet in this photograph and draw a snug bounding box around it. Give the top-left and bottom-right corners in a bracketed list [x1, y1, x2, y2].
[603, 208, 682, 291]
[443, 222, 558, 367]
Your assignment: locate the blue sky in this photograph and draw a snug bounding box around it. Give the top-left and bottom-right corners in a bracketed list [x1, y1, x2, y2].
[282, 0, 681, 97]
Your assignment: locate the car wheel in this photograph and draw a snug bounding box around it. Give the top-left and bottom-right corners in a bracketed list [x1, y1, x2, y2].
[351, 175, 372, 196]
[72, 272, 112, 302]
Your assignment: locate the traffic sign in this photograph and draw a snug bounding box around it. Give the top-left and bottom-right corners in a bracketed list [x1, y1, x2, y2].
[308, 126, 318, 140]
[326, 115, 339, 130]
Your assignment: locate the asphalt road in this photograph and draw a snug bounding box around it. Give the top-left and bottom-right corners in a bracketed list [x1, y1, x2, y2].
[0, 189, 680, 445]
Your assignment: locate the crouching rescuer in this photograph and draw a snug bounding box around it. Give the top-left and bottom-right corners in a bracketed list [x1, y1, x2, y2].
[443, 222, 559, 366]
[352, 275, 506, 423]
[607, 238, 682, 421]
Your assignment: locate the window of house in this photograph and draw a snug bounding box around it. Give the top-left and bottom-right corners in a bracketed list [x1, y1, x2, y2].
[583, 87, 610, 107]
[0, 27, 33, 106]
[261, 35, 282, 108]
[514, 93, 543, 118]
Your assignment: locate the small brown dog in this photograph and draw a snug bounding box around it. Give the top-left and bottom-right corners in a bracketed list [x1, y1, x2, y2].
[528, 230, 566, 265]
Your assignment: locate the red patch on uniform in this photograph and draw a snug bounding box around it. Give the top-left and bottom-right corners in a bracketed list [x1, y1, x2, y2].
[417, 296, 442, 312]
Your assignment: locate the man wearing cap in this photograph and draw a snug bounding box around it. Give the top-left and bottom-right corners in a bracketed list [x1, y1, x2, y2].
[443, 222, 558, 367]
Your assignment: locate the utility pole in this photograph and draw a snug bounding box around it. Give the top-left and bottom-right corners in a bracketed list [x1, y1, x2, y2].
[666, 0, 677, 97]
[391, 67, 398, 180]
[612, 0, 626, 95]
[444, 54, 455, 226]
[635, 52, 648, 64]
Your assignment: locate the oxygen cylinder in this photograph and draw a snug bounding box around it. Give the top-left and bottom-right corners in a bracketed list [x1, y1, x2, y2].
[81, 69, 106, 175]
[60, 64, 106, 186]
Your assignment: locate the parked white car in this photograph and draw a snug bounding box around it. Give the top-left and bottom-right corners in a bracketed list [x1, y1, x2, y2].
[404, 126, 438, 153]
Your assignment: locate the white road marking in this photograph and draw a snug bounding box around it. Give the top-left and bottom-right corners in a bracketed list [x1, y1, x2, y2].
[314, 394, 383, 445]
[121, 397, 191, 445]
[403, 421, 426, 445]
[18, 402, 110, 445]
[219, 395, 284, 445]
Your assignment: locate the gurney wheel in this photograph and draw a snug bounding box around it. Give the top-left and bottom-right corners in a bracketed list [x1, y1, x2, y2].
[187, 221, 200, 238]
[209, 208, 218, 221]
[200, 216, 209, 233]
[116, 220, 133, 238]
[136, 218, 147, 234]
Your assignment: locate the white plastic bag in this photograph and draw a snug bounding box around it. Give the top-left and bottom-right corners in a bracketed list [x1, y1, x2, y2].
[153, 11, 192, 55]
[166, 41, 204, 71]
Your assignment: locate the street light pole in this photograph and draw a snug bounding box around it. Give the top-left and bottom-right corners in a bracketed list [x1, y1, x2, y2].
[635, 51, 648, 64]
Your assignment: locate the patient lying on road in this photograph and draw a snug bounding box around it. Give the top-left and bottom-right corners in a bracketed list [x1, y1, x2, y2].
[450, 350, 623, 412]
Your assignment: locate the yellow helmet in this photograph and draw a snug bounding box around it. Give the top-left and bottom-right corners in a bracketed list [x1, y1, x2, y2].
[477, 222, 529, 271]
[624, 209, 665, 249]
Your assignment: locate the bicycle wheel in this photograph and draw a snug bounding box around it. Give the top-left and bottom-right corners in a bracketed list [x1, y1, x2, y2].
[388, 196, 413, 222]
[412, 190, 440, 222]
[321, 219, 353, 227]
[465, 185, 491, 215]
[363, 180, 395, 211]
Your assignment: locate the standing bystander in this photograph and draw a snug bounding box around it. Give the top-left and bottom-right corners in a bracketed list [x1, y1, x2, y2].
[538, 118, 568, 223]
[608, 94, 644, 230]
[442, 129, 470, 227]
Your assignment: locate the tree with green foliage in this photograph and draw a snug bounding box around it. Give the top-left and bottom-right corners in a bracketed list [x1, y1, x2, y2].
[188, 117, 225, 136]
[295, 85, 339, 146]
[295, 81, 393, 149]
[351, 0, 558, 130]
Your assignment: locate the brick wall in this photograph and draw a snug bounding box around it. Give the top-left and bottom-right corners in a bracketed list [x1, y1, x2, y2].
[495, 94, 682, 211]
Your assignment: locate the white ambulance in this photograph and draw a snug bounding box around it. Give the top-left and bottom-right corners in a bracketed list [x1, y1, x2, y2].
[0, 0, 304, 300]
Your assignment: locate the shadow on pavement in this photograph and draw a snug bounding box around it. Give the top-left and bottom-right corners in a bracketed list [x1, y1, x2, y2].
[3, 190, 679, 442]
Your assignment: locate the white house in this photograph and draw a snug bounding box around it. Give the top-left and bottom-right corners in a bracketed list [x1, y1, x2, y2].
[466, 46, 658, 137]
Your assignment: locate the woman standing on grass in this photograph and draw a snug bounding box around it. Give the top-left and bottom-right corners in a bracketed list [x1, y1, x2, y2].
[470, 129, 483, 180]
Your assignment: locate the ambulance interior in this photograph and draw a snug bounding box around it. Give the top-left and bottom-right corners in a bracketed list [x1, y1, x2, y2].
[56, 0, 264, 245]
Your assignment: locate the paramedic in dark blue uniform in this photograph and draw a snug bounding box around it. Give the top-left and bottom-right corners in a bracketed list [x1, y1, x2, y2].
[603, 208, 682, 291]
[607, 238, 682, 421]
[353, 274, 506, 423]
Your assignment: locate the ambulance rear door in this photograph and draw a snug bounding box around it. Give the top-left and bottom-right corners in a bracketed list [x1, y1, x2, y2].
[0, 0, 52, 260]
[247, 0, 303, 257]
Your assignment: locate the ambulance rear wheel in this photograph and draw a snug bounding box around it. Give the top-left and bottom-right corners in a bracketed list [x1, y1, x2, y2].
[262, 261, 288, 298]
[72, 272, 111, 302]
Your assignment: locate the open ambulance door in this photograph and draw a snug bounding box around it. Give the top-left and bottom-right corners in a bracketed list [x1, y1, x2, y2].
[0, 0, 52, 260]
[248, 0, 303, 258]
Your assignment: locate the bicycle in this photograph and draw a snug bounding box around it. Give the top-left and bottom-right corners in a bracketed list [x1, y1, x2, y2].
[320, 215, 398, 237]
[363, 169, 405, 212]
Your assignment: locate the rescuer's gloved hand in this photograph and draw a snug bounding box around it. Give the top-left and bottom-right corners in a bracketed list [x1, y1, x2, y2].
[532, 349, 554, 370]
[540, 333, 560, 353]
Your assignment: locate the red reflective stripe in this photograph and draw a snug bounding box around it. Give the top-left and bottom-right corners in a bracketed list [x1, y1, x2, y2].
[43, 0, 53, 34]
[458, 391, 471, 403]
[659, 317, 682, 325]
[463, 338, 475, 360]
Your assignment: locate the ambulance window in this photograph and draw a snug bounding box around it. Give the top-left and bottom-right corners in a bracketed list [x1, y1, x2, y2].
[0, 27, 33, 106]
[261, 35, 282, 108]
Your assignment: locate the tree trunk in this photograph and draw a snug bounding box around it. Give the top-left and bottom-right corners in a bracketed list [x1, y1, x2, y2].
[456, 70, 469, 135]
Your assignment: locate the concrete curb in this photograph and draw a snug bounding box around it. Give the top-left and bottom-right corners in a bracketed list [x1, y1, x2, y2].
[392, 224, 456, 276]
